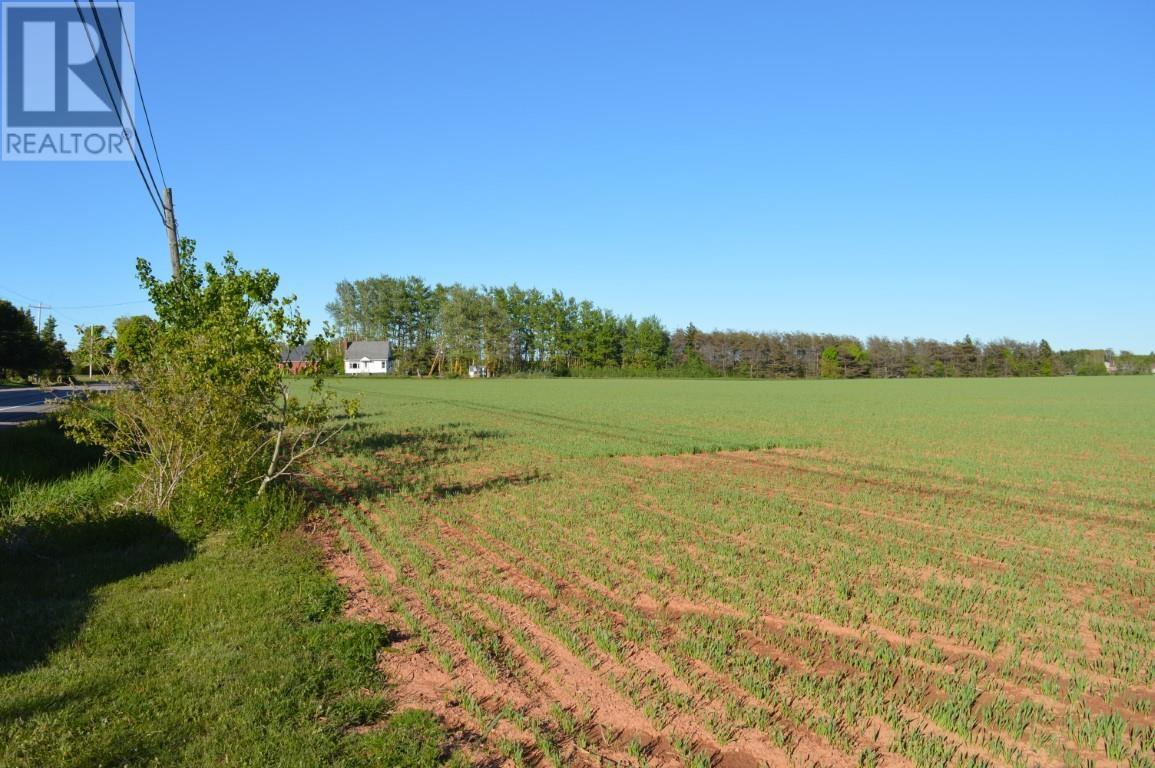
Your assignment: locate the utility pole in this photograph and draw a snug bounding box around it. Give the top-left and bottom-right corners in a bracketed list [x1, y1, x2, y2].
[88, 324, 93, 378]
[163, 187, 180, 279]
[30, 303, 48, 333]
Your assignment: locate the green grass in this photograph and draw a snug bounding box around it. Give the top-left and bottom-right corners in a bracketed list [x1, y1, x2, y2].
[0, 423, 462, 767]
[302, 375, 1155, 766]
[0, 526, 461, 767]
[0, 419, 104, 507]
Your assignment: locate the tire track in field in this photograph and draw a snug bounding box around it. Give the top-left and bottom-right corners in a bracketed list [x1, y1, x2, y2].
[389, 392, 784, 456]
[715, 451, 1152, 559]
[690, 446, 1137, 542]
[757, 447, 1155, 522]
[332, 380, 1153, 518]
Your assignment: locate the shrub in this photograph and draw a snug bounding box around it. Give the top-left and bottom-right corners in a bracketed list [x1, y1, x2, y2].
[63, 240, 355, 535]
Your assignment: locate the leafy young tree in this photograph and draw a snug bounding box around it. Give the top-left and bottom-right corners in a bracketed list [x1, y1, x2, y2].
[112, 314, 157, 372]
[621, 315, 670, 370]
[437, 284, 484, 374]
[673, 324, 714, 376]
[821, 342, 871, 379]
[480, 289, 513, 375]
[494, 285, 538, 371]
[65, 240, 356, 523]
[73, 324, 116, 375]
[820, 346, 842, 379]
[574, 301, 620, 369]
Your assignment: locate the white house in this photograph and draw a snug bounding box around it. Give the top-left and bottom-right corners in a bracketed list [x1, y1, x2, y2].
[344, 341, 394, 375]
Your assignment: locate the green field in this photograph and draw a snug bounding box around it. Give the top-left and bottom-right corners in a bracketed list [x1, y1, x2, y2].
[308, 376, 1155, 767]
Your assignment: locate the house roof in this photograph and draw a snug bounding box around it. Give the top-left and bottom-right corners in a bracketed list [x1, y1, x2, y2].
[344, 340, 392, 361]
[279, 343, 313, 363]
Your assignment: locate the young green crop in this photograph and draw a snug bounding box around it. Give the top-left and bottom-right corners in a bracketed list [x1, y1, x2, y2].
[302, 376, 1155, 767]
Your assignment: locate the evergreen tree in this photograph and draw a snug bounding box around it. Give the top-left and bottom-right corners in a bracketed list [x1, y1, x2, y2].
[0, 301, 44, 379]
[37, 316, 70, 378]
[1039, 339, 1055, 376]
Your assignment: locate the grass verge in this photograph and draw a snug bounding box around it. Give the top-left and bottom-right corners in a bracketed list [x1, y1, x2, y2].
[0, 422, 461, 767]
[0, 527, 461, 767]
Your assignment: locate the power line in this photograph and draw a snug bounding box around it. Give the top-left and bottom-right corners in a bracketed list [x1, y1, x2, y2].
[0, 288, 115, 359]
[0, 284, 42, 304]
[115, 0, 166, 189]
[54, 300, 150, 310]
[6, 301, 81, 332]
[85, 0, 165, 213]
[0, 287, 148, 316]
[86, 1, 181, 278]
[72, 0, 164, 222]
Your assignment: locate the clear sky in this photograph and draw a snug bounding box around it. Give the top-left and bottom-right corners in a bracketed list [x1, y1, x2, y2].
[2, 1, 1153, 351]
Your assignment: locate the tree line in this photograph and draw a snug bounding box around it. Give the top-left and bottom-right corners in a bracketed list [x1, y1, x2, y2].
[324, 275, 1152, 378]
[0, 301, 69, 379]
[326, 276, 669, 376]
[0, 298, 156, 381]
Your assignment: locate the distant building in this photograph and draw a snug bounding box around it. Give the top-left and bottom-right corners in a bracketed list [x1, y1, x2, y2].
[344, 341, 394, 375]
[1104, 360, 1117, 374]
[467, 364, 487, 378]
[278, 343, 316, 374]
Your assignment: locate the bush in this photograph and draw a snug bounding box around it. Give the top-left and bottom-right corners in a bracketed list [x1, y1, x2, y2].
[63, 240, 355, 535]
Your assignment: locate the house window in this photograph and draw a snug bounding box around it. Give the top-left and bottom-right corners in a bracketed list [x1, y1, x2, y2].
[349, 362, 358, 369]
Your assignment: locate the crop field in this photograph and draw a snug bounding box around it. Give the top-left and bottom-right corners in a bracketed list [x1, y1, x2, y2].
[303, 377, 1155, 768]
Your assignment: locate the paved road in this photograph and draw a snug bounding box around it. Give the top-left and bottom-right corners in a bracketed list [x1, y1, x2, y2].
[0, 385, 115, 428]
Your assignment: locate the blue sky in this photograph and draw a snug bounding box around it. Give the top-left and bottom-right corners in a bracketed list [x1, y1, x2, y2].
[2, 1, 1153, 351]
